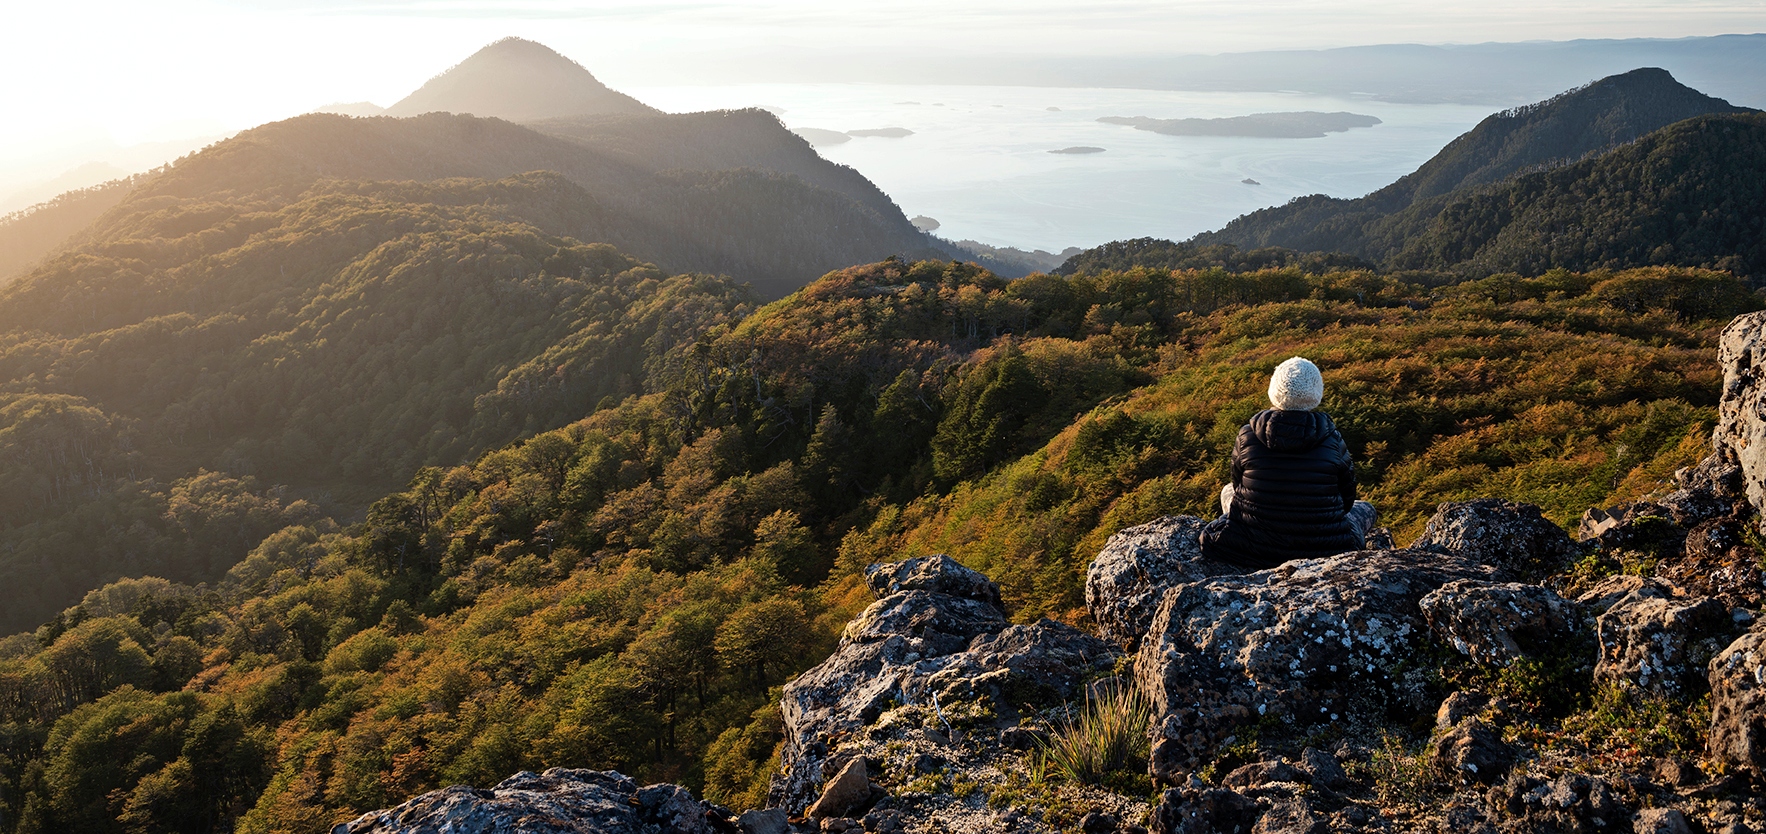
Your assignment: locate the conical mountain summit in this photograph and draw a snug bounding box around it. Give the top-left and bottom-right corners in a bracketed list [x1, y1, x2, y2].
[385, 37, 659, 121]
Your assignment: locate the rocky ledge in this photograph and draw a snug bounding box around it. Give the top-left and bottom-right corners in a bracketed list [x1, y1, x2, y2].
[343, 314, 1766, 834]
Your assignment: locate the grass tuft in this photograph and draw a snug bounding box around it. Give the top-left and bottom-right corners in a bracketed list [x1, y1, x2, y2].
[1035, 680, 1152, 788]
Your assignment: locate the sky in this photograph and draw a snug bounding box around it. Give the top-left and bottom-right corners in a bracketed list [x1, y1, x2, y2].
[2, 0, 1765, 189]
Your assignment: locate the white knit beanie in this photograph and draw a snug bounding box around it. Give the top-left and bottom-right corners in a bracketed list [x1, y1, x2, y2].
[1268, 357, 1324, 411]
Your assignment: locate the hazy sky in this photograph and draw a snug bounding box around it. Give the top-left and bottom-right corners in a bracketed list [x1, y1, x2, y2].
[3, 0, 1765, 178]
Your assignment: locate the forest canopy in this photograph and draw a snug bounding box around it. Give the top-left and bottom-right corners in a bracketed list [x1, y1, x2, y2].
[0, 258, 1753, 833]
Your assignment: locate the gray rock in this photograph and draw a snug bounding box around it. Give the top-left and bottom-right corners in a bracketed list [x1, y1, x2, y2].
[1433, 718, 1512, 784]
[773, 561, 1118, 814]
[339, 768, 711, 834]
[1708, 622, 1766, 778]
[1414, 499, 1576, 580]
[1634, 808, 1694, 834]
[1576, 575, 1672, 614]
[1252, 797, 1327, 834]
[1149, 786, 1260, 834]
[1436, 690, 1490, 729]
[772, 582, 1005, 812]
[1084, 516, 1236, 650]
[1298, 747, 1349, 790]
[864, 554, 1000, 607]
[1595, 590, 1734, 698]
[911, 618, 1118, 712]
[738, 808, 788, 834]
[1489, 772, 1631, 833]
[1080, 811, 1119, 833]
[1135, 549, 1498, 781]
[1713, 311, 1766, 517]
[1221, 760, 1309, 790]
[1420, 579, 1580, 666]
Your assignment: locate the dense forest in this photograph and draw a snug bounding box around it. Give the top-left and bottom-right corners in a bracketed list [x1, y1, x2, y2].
[0, 172, 753, 633]
[0, 172, 155, 284]
[0, 257, 1753, 833]
[1192, 68, 1759, 270]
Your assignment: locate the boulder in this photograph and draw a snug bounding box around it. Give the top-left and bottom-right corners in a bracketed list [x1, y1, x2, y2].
[773, 556, 1118, 814]
[338, 768, 716, 834]
[1085, 516, 1237, 650]
[1595, 589, 1735, 698]
[1135, 549, 1498, 781]
[864, 554, 1001, 608]
[737, 808, 787, 834]
[1634, 808, 1694, 834]
[1433, 719, 1512, 784]
[1707, 622, 1766, 778]
[1220, 760, 1310, 791]
[1250, 797, 1327, 834]
[1484, 772, 1631, 834]
[1414, 499, 1577, 580]
[1297, 747, 1349, 790]
[1658, 517, 1766, 608]
[1583, 502, 1688, 557]
[1420, 580, 1581, 666]
[1149, 786, 1260, 834]
[910, 618, 1118, 711]
[1575, 575, 1671, 614]
[1713, 311, 1766, 517]
[805, 758, 871, 820]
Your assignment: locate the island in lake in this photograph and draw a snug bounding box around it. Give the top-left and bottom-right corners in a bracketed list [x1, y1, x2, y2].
[1049, 146, 1106, 154]
[1098, 111, 1381, 139]
[791, 127, 851, 146]
[790, 127, 916, 147]
[1242, 178, 1261, 185]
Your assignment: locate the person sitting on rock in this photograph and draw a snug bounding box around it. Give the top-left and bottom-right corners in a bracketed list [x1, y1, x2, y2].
[1199, 356, 1377, 569]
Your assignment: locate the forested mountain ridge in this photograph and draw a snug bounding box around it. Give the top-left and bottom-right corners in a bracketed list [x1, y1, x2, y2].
[0, 257, 1753, 833]
[0, 172, 755, 634]
[384, 37, 659, 120]
[1191, 68, 1757, 261]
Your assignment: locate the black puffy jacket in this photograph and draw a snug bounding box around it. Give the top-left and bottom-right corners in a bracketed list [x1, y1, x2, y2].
[1199, 409, 1360, 569]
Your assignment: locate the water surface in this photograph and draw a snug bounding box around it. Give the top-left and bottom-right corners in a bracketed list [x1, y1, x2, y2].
[626, 83, 1495, 252]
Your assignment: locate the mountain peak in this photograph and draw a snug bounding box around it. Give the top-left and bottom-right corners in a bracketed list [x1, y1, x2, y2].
[385, 38, 658, 121]
[1397, 66, 1752, 201]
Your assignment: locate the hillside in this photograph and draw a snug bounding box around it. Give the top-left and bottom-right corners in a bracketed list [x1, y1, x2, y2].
[0, 258, 1753, 833]
[385, 37, 658, 120]
[108, 111, 943, 297]
[1384, 113, 1766, 275]
[1193, 68, 1756, 261]
[0, 173, 754, 634]
[0, 172, 152, 284]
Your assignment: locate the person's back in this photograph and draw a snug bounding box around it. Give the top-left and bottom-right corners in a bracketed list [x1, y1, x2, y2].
[1200, 357, 1376, 569]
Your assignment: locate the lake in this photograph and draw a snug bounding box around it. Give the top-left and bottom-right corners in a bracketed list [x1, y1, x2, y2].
[624, 83, 1498, 253]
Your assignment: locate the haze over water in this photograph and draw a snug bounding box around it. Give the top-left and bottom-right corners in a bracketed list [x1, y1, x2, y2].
[632, 83, 1491, 252]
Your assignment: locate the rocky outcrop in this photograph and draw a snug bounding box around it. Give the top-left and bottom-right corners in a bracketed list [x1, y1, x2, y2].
[1084, 516, 1236, 650]
[1708, 622, 1766, 778]
[1595, 588, 1736, 698]
[337, 769, 725, 834]
[1134, 549, 1498, 781]
[1420, 579, 1581, 666]
[1414, 499, 1578, 580]
[772, 554, 1120, 815]
[1715, 311, 1766, 516]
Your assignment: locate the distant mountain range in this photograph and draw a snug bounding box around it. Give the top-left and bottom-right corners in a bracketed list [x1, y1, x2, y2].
[1, 39, 946, 293]
[1068, 68, 1765, 278]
